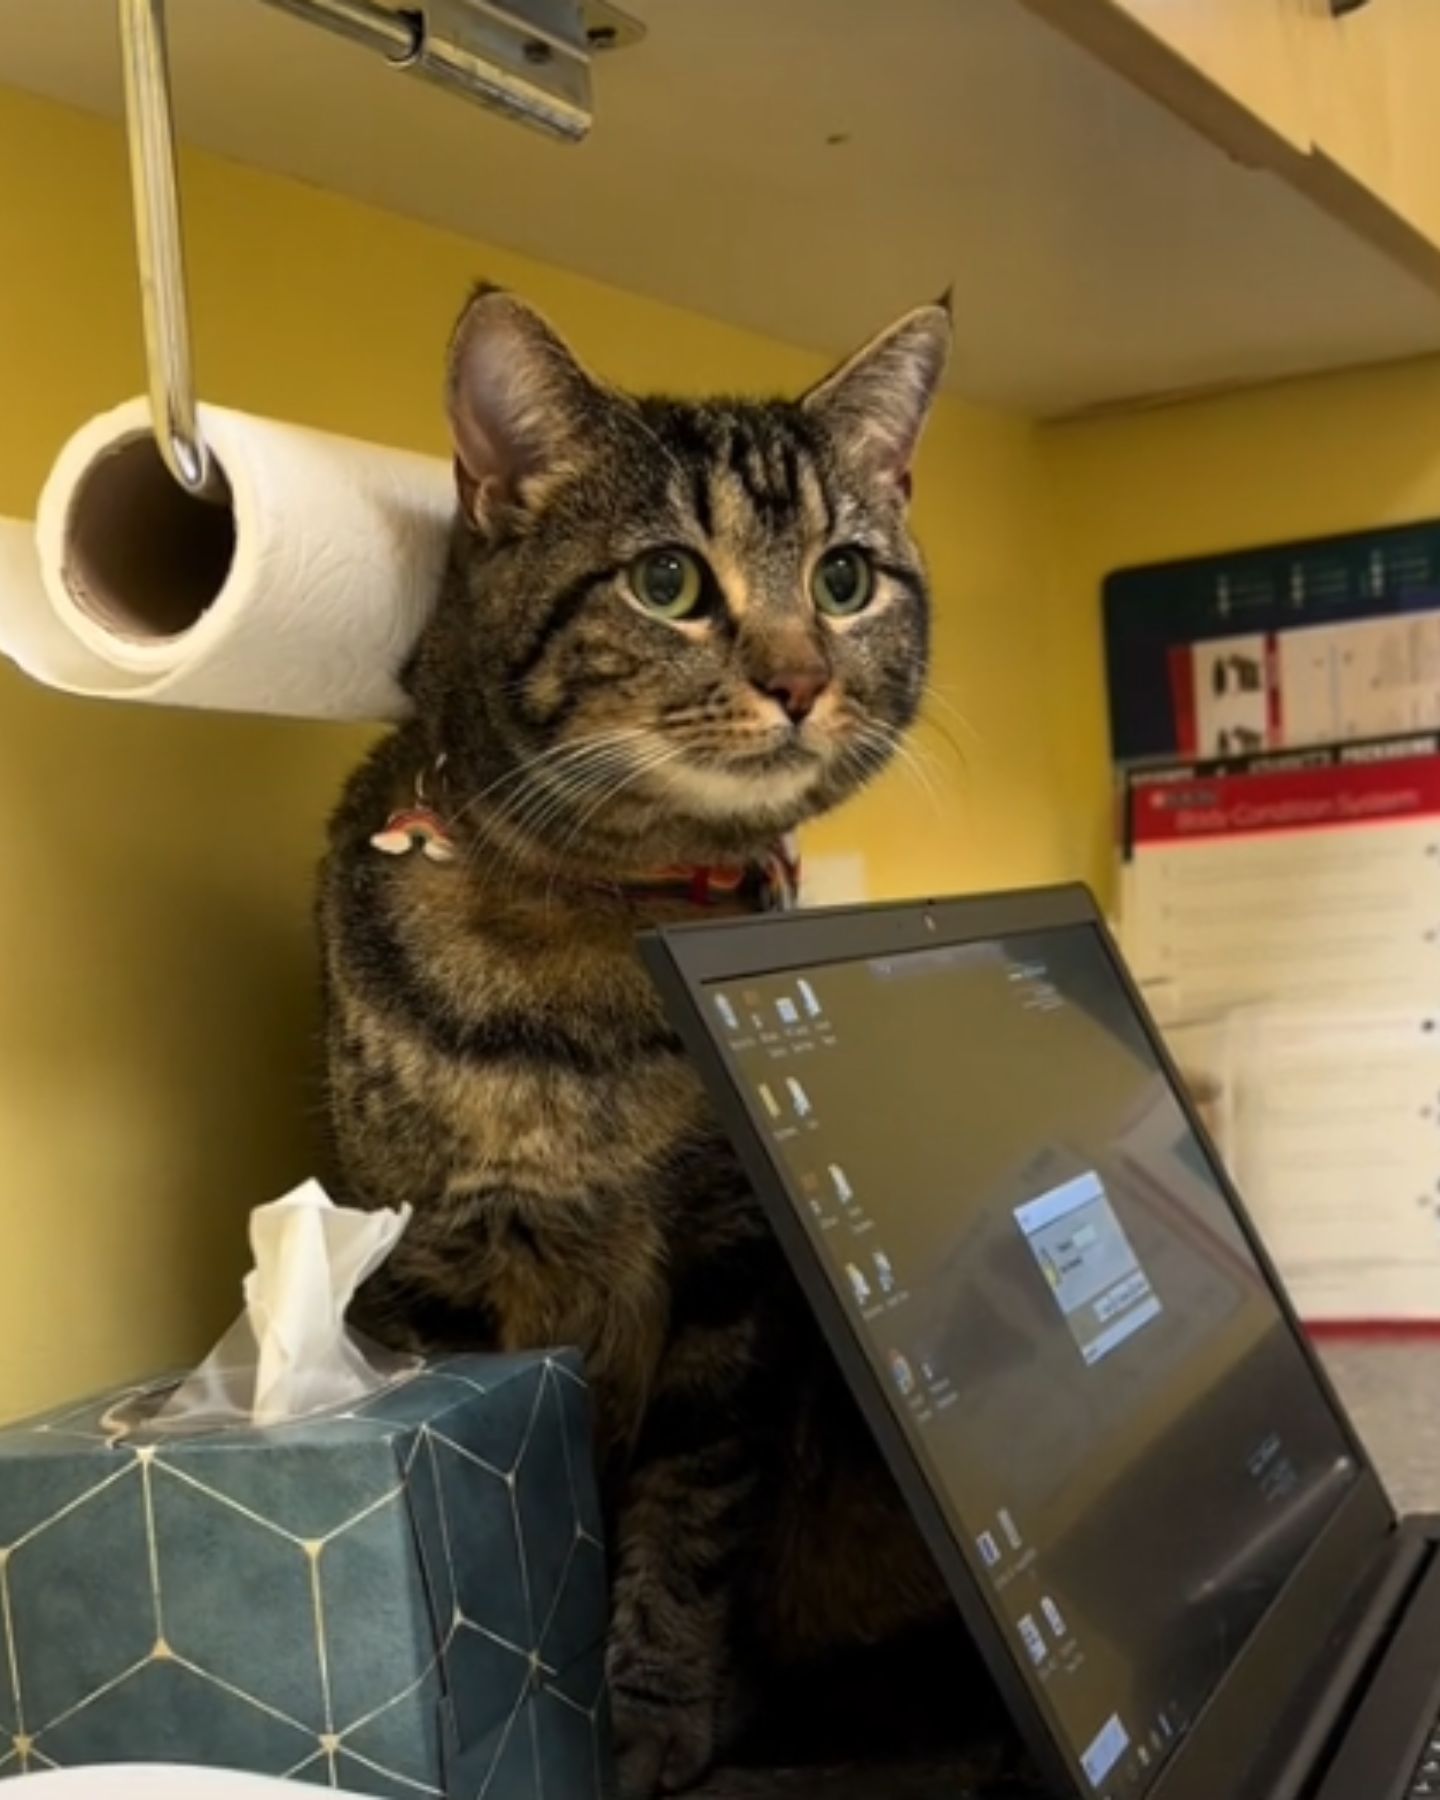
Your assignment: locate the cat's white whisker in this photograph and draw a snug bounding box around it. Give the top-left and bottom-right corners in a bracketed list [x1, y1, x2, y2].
[842, 715, 946, 820]
[517, 737, 666, 842]
[922, 684, 982, 747]
[455, 730, 657, 874]
[541, 743, 687, 907]
[447, 729, 648, 834]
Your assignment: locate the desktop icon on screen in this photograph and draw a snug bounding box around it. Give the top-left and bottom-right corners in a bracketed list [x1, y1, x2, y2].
[1017, 1615, 1048, 1668]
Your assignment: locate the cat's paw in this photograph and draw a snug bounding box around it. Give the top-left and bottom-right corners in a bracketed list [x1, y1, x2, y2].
[610, 1687, 717, 1797]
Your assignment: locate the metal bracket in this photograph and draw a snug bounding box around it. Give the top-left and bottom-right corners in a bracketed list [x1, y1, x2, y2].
[116, 0, 637, 499]
[256, 0, 648, 141]
[398, 0, 594, 140]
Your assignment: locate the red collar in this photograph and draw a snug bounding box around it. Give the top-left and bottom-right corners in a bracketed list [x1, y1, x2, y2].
[372, 801, 800, 912]
[609, 847, 799, 910]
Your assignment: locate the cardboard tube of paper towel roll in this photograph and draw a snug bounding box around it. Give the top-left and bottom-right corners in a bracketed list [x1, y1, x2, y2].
[0, 399, 456, 721]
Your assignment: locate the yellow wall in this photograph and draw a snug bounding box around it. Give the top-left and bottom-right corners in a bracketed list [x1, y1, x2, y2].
[0, 85, 1071, 1420]
[1041, 357, 1440, 897]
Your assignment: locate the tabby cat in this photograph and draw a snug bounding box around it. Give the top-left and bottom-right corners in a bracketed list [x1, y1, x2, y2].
[319, 287, 1019, 1796]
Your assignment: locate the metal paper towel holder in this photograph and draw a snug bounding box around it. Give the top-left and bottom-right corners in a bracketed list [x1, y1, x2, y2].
[116, 0, 638, 500]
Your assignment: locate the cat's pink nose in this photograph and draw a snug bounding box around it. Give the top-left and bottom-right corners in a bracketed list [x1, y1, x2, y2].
[758, 666, 830, 724]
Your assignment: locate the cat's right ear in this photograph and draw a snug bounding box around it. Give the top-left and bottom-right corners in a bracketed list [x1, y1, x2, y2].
[446, 285, 605, 535]
[801, 298, 952, 497]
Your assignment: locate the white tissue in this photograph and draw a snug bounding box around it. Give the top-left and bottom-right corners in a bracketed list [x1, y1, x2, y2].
[0, 398, 455, 720]
[149, 1180, 418, 1432]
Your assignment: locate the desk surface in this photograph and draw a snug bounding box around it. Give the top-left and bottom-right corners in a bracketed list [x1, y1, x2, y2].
[1322, 1339, 1440, 1513]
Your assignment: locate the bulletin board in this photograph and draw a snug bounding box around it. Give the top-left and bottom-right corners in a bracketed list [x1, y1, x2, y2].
[1103, 519, 1440, 766]
[1104, 525, 1440, 1330]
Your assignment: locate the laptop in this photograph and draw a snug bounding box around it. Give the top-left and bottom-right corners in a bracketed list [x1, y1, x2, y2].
[639, 885, 1440, 1800]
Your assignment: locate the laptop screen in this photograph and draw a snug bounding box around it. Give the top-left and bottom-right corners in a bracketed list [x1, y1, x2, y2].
[699, 923, 1359, 1800]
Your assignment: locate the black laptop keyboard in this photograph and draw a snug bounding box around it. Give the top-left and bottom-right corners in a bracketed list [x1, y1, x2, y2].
[1409, 1726, 1440, 1797]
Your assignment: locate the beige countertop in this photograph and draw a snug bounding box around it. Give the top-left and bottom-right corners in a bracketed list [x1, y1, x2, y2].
[1322, 1338, 1440, 1514]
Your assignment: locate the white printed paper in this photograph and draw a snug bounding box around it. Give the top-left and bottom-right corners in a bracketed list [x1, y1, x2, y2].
[1231, 1006, 1440, 1322]
[1122, 748, 1440, 1321]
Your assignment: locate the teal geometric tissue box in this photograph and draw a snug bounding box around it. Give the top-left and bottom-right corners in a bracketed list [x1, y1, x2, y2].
[0, 1352, 611, 1798]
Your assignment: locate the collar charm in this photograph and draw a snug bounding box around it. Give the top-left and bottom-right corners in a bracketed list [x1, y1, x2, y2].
[370, 757, 458, 864]
[369, 807, 459, 864]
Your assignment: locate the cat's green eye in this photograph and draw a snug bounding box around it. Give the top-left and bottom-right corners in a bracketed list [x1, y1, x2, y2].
[811, 547, 875, 617]
[629, 548, 707, 619]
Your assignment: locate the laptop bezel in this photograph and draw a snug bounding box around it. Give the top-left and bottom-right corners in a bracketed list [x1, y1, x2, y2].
[639, 882, 1397, 1800]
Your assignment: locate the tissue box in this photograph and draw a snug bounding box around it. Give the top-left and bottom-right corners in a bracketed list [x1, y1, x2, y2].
[0, 1353, 611, 1798]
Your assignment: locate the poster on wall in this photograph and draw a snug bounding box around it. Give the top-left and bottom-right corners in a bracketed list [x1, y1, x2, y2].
[1103, 519, 1440, 764]
[1107, 528, 1440, 1326]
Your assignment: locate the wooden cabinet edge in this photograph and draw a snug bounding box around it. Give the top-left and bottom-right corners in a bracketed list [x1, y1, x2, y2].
[1015, 0, 1440, 301]
[1296, 151, 1440, 298]
[1013, 0, 1312, 170]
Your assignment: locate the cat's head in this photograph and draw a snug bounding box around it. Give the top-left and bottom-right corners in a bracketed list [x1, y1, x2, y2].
[410, 285, 949, 865]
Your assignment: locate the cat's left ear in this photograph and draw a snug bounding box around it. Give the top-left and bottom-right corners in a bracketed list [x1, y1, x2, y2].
[446, 284, 611, 535]
[802, 298, 952, 496]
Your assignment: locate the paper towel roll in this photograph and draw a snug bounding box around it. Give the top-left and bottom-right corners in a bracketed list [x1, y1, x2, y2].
[0, 399, 456, 720]
[0, 513, 47, 643]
